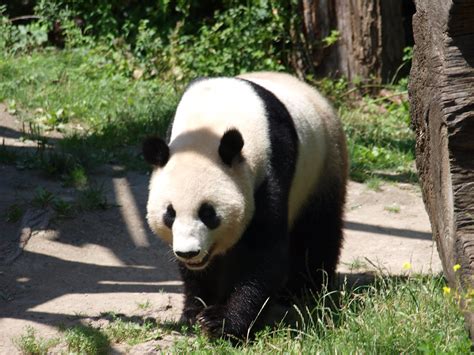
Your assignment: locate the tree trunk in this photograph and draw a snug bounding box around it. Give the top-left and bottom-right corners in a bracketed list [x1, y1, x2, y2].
[409, 0, 474, 338]
[296, 0, 406, 83]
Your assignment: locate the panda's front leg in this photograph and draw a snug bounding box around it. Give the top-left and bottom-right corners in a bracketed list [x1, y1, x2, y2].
[197, 285, 268, 340]
[179, 264, 208, 325]
[197, 246, 288, 339]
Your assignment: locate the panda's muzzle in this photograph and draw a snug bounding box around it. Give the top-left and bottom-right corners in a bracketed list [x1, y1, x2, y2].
[176, 244, 216, 270]
[175, 250, 200, 259]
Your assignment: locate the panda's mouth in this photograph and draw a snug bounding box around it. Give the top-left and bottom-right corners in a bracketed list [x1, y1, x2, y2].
[183, 244, 215, 270]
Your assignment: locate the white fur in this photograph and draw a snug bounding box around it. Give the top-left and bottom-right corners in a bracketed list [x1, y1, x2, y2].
[147, 73, 346, 266]
[148, 79, 270, 264]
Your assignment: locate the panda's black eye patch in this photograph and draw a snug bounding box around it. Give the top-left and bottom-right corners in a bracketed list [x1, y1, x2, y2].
[163, 204, 176, 229]
[198, 203, 220, 230]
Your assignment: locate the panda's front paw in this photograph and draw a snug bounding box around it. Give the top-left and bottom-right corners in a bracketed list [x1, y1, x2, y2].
[180, 306, 203, 325]
[197, 305, 229, 338]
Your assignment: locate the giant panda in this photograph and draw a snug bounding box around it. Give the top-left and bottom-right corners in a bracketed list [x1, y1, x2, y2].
[143, 71, 348, 339]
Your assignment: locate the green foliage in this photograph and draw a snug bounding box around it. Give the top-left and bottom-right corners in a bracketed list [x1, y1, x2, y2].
[64, 325, 109, 354]
[104, 317, 161, 345]
[14, 326, 59, 355]
[136, 299, 152, 310]
[4, 203, 24, 223]
[172, 275, 471, 353]
[0, 5, 49, 55]
[385, 203, 401, 213]
[14, 275, 471, 353]
[1, 1, 294, 82]
[0, 2, 414, 185]
[76, 184, 108, 211]
[31, 185, 103, 217]
[169, 1, 290, 80]
[0, 49, 176, 129]
[312, 77, 415, 183]
[402, 46, 413, 64]
[32, 187, 56, 208]
[0, 49, 176, 175]
[64, 165, 88, 188]
[52, 198, 74, 218]
[366, 177, 383, 192]
[314, 77, 350, 109]
[344, 92, 414, 182]
[322, 30, 340, 47]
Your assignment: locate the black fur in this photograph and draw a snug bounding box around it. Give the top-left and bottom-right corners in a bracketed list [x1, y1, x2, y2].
[163, 204, 176, 229]
[219, 129, 245, 166]
[286, 175, 346, 298]
[180, 79, 303, 339]
[142, 136, 169, 167]
[198, 203, 221, 230]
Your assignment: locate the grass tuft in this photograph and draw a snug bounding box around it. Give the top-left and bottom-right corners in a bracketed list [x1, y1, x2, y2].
[76, 184, 109, 211]
[14, 326, 59, 355]
[104, 317, 162, 345]
[385, 204, 401, 213]
[4, 203, 23, 223]
[64, 325, 109, 354]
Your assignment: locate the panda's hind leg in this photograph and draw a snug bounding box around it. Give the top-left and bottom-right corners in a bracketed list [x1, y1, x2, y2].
[286, 178, 346, 297]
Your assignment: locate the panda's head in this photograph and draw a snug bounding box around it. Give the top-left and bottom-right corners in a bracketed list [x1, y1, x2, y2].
[143, 128, 254, 271]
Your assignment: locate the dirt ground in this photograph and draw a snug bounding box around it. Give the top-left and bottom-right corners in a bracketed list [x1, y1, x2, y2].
[0, 106, 442, 353]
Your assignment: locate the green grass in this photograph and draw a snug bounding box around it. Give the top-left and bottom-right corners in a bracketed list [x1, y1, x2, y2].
[64, 325, 109, 354]
[1, 49, 415, 185]
[343, 257, 369, 272]
[341, 95, 415, 183]
[385, 204, 401, 214]
[4, 203, 23, 223]
[172, 274, 471, 353]
[29, 185, 108, 219]
[0, 48, 177, 130]
[136, 299, 153, 310]
[15, 274, 471, 353]
[14, 326, 59, 355]
[365, 177, 383, 191]
[76, 184, 109, 211]
[314, 78, 416, 183]
[0, 48, 177, 177]
[103, 317, 162, 345]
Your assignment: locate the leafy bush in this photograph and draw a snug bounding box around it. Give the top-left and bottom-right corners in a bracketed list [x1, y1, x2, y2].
[0, 5, 48, 54]
[169, 2, 291, 80]
[0, 1, 295, 82]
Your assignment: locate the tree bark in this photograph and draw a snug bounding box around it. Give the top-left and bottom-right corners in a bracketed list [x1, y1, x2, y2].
[297, 0, 406, 83]
[409, 0, 474, 338]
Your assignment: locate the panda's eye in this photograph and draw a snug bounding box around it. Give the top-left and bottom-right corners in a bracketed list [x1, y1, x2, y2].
[163, 204, 176, 229]
[198, 203, 220, 230]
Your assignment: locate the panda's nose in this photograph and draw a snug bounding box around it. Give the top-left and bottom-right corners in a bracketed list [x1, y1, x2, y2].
[175, 250, 200, 259]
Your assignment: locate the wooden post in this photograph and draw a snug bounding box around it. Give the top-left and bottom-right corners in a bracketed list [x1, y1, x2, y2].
[409, 0, 474, 336]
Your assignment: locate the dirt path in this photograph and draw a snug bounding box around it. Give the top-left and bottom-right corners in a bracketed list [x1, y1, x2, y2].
[0, 106, 441, 353]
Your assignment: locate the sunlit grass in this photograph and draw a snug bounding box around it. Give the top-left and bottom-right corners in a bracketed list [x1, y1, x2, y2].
[1, 50, 416, 184]
[15, 273, 470, 353]
[172, 274, 470, 353]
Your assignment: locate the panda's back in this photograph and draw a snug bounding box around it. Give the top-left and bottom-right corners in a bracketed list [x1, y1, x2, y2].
[239, 72, 343, 227]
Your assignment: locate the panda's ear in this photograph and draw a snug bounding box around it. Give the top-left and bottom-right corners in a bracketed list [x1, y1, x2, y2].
[219, 129, 244, 166]
[142, 136, 170, 167]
